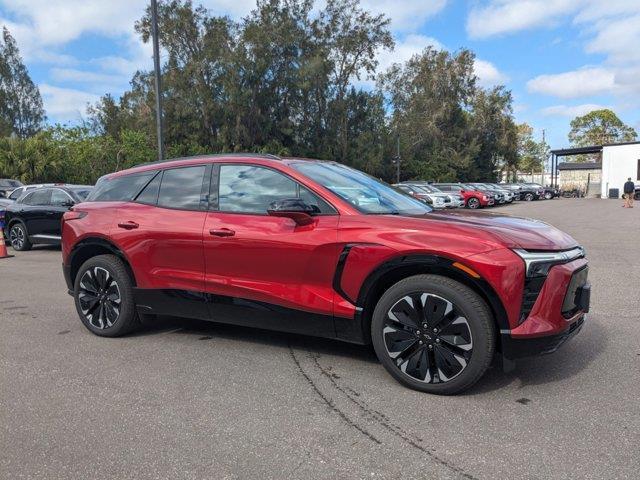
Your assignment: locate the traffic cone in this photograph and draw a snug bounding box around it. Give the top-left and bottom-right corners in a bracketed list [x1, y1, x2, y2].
[0, 232, 13, 259]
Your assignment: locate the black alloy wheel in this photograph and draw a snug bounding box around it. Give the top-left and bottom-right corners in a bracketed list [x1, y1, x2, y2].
[383, 293, 472, 383]
[74, 254, 140, 337]
[9, 223, 31, 251]
[524, 193, 534, 201]
[544, 191, 553, 200]
[372, 275, 495, 395]
[467, 197, 480, 209]
[78, 266, 122, 329]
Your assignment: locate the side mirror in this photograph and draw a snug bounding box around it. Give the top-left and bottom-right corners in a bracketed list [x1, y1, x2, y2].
[267, 198, 318, 226]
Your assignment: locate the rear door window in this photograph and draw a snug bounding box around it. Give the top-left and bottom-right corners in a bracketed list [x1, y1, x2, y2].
[157, 166, 207, 210]
[23, 189, 51, 206]
[135, 172, 162, 205]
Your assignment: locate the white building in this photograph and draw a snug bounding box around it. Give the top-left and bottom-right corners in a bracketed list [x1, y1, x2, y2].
[550, 141, 640, 198]
[601, 142, 640, 198]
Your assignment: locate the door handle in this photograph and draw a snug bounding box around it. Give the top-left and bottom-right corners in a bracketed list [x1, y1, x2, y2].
[209, 228, 235, 237]
[117, 221, 139, 230]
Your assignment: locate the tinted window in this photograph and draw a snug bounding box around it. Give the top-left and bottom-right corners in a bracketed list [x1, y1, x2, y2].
[87, 172, 156, 202]
[219, 165, 297, 214]
[135, 172, 162, 205]
[157, 166, 206, 210]
[298, 185, 336, 214]
[9, 188, 24, 200]
[23, 189, 51, 206]
[51, 189, 73, 206]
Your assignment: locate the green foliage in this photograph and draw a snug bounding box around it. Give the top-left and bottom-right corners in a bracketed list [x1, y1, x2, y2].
[1, 0, 526, 186]
[517, 123, 547, 175]
[0, 27, 45, 138]
[568, 109, 637, 147]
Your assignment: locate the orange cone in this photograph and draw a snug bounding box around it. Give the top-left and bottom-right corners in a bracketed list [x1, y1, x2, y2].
[0, 233, 13, 259]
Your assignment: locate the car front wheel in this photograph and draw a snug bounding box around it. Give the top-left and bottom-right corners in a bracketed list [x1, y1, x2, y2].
[524, 193, 534, 201]
[466, 197, 480, 209]
[9, 222, 32, 251]
[371, 274, 495, 395]
[74, 254, 140, 337]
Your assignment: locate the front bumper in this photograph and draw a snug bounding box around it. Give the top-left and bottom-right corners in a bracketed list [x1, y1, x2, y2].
[501, 257, 589, 359]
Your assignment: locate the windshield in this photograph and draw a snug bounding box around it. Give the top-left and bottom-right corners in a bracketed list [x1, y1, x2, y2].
[72, 189, 92, 200]
[292, 162, 432, 215]
[414, 184, 440, 194]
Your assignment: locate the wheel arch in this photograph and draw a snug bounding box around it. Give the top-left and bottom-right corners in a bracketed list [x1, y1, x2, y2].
[353, 254, 509, 348]
[68, 238, 137, 288]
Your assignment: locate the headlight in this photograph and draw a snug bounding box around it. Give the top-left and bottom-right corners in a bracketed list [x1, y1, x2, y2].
[513, 247, 585, 277]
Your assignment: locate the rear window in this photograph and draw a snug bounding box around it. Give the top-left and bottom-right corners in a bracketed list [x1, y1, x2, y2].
[22, 189, 51, 206]
[86, 172, 156, 202]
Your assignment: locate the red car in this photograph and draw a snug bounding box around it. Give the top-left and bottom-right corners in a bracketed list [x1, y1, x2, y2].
[432, 183, 494, 209]
[62, 155, 590, 394]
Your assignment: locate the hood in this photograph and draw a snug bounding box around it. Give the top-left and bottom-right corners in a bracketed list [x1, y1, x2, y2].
[427, 210, 579, 250]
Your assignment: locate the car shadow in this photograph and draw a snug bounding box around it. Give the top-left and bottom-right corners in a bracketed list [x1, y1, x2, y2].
[132, 314, 603, 390]
[466, 318, 606, 395]
[132, 315, 380, 364]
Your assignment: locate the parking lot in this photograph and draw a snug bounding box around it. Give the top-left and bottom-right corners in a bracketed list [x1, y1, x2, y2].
[1, 198, 638, 480]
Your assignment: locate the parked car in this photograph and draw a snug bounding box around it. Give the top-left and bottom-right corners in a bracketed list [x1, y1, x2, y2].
[514, 183, 543, 202]
[468, 183, 512, 204]
[61, 155, 589, 395]
[0, 178, 23, 198]
[394, 184, 449, 209]
[432, 182, 494, 209]
[4, 185, 92, 251]
[635, 184, 640, 200]
[524, 183, 558, 200]
[404, 182, 463, 208]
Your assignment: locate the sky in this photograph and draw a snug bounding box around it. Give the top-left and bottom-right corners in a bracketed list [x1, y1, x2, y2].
[1, 0, 639, 149]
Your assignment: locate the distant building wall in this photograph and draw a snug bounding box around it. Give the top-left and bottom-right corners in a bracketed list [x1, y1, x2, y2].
[601, 143, 640, 197]
[558, 169, 601, 190]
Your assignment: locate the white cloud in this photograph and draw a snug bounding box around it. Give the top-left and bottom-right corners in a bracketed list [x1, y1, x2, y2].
[474, 59, 509, 87]
[377, 34, 443, 72]
[361, 0, 448, 32]
[527, 67, 615, 98]
[541, 103, 608, 117]
[39, 84, 100, 122]
[466, 0, 581, 39]
[50, 68, 125, 86]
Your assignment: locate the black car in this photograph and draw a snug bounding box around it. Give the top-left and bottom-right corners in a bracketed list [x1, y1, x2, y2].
[523, 183, 558, 200]
[0, 178, 23, 198]
[513, 183, 543, 202]
[4, 185, 92, 251]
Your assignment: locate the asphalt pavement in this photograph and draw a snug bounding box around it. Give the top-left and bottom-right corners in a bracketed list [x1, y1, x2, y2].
[1, 198, 639, 479]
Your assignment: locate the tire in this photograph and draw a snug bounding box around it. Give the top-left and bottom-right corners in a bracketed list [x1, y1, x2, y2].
[73, 254, 140, 337]
[544, 192, 553, 200]
[371, 274, 495, 395]
[9, 222, 32, 251]
[466, 197, 480, 209]
[524, 193, 534, 201]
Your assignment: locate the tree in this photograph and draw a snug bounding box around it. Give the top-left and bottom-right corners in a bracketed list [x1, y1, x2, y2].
[517, 123, 547, 177]
[568, 109, 637, 147]
[0, 27, 46, 138]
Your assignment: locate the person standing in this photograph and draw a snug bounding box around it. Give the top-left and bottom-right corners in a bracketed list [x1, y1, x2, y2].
[623, 177, 635, 208]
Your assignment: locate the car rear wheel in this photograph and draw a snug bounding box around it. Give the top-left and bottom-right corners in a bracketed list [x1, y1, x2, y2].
[466, 197, 480, 209]
[74, 254, 140, 337]
[371, 274, 495, 395]
[9, 222, 32, 251]
[524, 193, 534, 201]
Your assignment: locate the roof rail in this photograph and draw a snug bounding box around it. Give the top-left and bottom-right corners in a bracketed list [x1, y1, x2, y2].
[133, 152, 281, 168]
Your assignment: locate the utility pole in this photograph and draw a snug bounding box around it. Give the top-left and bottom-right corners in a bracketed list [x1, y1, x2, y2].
[395, 135, 401, 183]
[151, 0, 164, 161]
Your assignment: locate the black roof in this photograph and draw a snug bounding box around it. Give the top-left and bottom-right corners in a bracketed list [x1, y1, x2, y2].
[550, 140, 640, 156]
[557, 162, 602, 171]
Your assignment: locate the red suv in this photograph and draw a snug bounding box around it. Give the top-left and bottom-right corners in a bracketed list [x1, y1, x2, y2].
[432, 183, 494, 209]
[62, 155, 590, 394]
